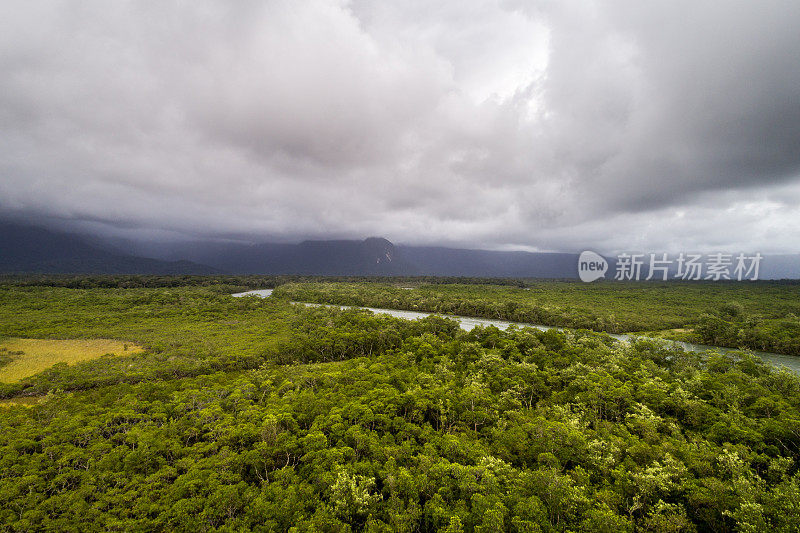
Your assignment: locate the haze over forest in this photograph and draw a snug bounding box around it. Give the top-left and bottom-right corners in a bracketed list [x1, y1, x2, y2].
[2, 1, 800, 259]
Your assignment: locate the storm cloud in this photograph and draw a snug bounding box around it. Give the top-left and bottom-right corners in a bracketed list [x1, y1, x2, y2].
[2, 0, 800, 253]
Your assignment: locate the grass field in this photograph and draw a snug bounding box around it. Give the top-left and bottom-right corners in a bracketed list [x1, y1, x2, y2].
[0, 338, 144, 382]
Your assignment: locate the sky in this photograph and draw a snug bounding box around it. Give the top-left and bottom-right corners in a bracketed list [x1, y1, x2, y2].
[2, 0, 800, 254]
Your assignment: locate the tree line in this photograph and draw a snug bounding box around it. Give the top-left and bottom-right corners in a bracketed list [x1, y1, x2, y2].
[1, 283, 800, 530]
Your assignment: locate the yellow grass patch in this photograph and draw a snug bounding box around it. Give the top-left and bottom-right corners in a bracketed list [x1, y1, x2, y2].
[0, 338, 144, 383]
[0, 397, 41, 408]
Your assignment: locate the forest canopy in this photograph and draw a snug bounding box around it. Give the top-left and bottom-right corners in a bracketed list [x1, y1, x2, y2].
[1, 279, 799, 531]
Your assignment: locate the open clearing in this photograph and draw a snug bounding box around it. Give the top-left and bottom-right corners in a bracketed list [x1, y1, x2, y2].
[0, 338, 144, 382]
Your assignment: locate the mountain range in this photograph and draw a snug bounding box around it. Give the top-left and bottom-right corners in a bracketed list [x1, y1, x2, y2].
[0, 223, 220, 275]
[1, 222, 798, 279]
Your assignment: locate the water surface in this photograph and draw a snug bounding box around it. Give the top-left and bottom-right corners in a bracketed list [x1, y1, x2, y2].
[232, 289, 800, 374]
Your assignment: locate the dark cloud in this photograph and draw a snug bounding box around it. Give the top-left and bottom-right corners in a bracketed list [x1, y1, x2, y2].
[1, 0, 799, 253]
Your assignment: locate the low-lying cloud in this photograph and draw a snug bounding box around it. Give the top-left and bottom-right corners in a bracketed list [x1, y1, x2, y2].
[2, 0, 799, 253]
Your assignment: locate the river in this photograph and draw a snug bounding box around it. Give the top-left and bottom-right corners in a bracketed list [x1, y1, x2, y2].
[232, 289, 800, 374]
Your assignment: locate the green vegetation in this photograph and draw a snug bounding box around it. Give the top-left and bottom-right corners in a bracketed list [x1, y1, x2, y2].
[0, 285, 307, 398]
[0, 347, 21, 369]
[0, 274, 534, 291]
[0, 338, 144, 383]
[1, 279, 800, 531]
[695, 306, 800, 356]
[0, 396, 39, 408]
[273, 281, 800, 355]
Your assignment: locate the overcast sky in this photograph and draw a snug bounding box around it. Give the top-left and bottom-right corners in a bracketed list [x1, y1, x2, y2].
[2, 0, 800, 253]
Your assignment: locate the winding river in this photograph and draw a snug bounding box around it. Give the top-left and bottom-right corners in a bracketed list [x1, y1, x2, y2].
[232, 289, 800, 374]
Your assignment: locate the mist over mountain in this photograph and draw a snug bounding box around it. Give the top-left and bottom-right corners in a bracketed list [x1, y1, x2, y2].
[0, 223, 580, 277]
[95, 233, 582, 278]
[0, 223, 220, 275]
[199, 237, 415, 276]
[1, 222, 798, 279]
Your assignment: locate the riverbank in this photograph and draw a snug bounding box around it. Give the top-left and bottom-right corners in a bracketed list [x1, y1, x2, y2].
[232, 288, 800, 374]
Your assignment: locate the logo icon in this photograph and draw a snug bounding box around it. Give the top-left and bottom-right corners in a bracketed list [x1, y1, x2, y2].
[578, 251, 608, 282]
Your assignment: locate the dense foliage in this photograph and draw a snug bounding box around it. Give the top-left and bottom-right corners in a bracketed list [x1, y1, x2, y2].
[1, 282, 800, 531]
[0, 275, 534, 291]
[696, 303, 800, 356]
[273, 282, 800, 355]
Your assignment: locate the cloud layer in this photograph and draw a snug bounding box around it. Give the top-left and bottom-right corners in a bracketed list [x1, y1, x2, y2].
[2, 0, 800, 253]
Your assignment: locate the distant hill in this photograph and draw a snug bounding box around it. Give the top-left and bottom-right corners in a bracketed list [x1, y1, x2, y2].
[120, 236, 582, 277]
[2, 222, 797, 278]
[0, 223, 220, 275]
[147, 236, 416, 276]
